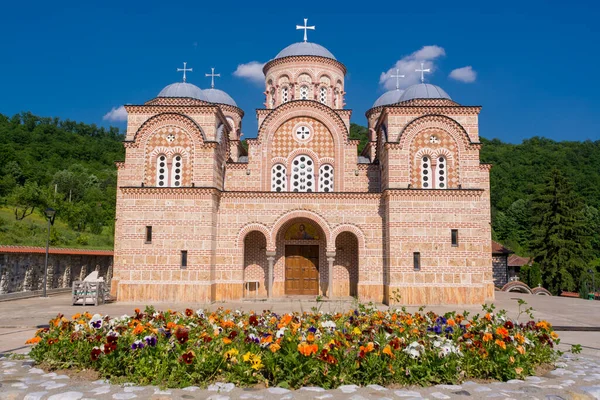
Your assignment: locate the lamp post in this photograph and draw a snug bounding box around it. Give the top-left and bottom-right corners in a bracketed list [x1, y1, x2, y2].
[42, 208, 56, 298]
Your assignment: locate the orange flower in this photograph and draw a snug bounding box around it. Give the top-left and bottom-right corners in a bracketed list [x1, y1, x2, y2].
[495, 339, 506, 350]
[298, 342, 318, 356]
[536, 321, 550, 330]
[495, 327, 509, 338]
[406, 317, 414, 325]
[514, 333, 525, 344]
[447, 319, 456, 326]
[133, 324, 144, 335]
[484, 313, 492, 321]
[25, 337, 41, 345]
[222, 338, 232, 344]
[269, 343, 281, 353]
[166, 322, 177, 330]
[551, 331, 559, 340]
[260, 335, 273, 345]
[515, 367, 523, 375]
[483, 332, 493, 342]
[516, 345, 525, 355]
[382, 345, 394, 358]
[278, 314, 293, 328]
[509, 356, 515, 363]
[307, 333, 315, 342]
[71, 313, 81, 320]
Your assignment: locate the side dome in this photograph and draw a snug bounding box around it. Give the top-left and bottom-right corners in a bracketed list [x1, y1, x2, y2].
[203, 88, 237, 107]
[158, 82, 207, 100]
[274, 42, 336, 60]
[372, 89, 405, 108]
[398, 83, 451, 102]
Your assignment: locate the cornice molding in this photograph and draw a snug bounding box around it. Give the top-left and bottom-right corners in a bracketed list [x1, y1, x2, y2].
[263, 55, 347, 75]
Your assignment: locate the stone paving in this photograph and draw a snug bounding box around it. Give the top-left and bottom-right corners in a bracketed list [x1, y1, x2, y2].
[1, 352, 600, 399]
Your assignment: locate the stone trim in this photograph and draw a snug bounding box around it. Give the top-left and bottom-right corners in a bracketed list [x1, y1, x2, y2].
[132, 112, 207, 144]
[263, 55, 347, 75]
[398, 114, 475, 149]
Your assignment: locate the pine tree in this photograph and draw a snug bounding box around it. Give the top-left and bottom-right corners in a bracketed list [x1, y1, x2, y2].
[530, 169, 592, 294]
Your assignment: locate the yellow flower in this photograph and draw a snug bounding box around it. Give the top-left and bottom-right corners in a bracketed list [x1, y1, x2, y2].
[495, 339, 506, 350]
[242, 352, 253, 362]
[224, 348, 239, 360]
[352, 327, 361, 335]
[509, 356, 515, 363]
[515, 367, 523, 375]
[250, 355, 264, 370]
[536, 321, 550, 330]
[382, 345, 394, 358]
[551, 331, 559, 340]
[514, 333, 525, 344]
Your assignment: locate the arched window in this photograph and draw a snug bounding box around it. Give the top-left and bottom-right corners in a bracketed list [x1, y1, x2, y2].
[319, 164, 334, 192]
[421, 156, 432, 189]
[269, 87, 275, 107]
[291, 155, 315, 192]
[319, 86, 328, 104]
[436, 156, 447, 189]
[171, 155, 183, 187]
[299, 85, 309, 100]
[271, 164, 287, 192]
[281, 87, 289, 103]
[156, 154, 167, 187]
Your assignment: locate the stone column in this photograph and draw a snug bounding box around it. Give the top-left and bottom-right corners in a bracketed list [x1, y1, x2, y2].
[326, 251, 336, 298]
[46, 264, 54, 291]
[63, 265, 72, 288]
[79, 265, 87, 281]
[24, 267, 33, 291]
[266, 251, 276, 299]
[0, 267, 9, 295]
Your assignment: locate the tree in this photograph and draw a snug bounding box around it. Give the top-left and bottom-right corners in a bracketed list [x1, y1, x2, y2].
[529, 169, 593, 294]
[8, 182, 41, 220]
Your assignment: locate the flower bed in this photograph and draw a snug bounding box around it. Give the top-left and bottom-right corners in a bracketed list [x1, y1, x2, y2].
[26, 303, 559, 389]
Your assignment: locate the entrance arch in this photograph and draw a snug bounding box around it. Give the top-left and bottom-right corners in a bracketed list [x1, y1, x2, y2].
[274, 217, 328, 296]
[243, 231, 268, 298]
[334, 231, 359, 297]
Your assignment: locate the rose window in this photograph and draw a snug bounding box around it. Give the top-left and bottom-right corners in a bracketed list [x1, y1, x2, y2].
[429, 135, 439, 144]
[291, 155, 314, 192]
[166, 134, 176, 143]
[295, 125, 311, 141]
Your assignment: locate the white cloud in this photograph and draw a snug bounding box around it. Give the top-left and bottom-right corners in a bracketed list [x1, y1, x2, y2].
[233, 61, 266, 84]
[449, 66, 477, 83]
[103, 105, 127, 122]
[379, 45, 446, 90]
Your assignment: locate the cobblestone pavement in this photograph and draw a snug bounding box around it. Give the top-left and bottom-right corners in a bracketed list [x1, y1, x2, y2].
[1, 353, 600, 400]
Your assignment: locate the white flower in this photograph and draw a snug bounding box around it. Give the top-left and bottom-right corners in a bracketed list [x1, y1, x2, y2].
[320, 321, 336, 331]
[403, 341, 424, 359]
[89, 314, 103, 329]
[196, 309, 205, 318]
[276, 327, 286, 338]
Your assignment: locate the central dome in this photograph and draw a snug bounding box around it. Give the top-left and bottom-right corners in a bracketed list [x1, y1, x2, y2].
[274, 42, 336, 60]
[398, 83, 451, 102]
[158, 82, 207, 101]
[203, 88, 237, 107]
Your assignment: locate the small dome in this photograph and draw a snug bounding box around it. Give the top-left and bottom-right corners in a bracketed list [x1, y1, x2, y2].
[158, 82, 207, 100]
[203, 88, 237, 107]
[274, 42, 336, 60]
[398, 83, 451, 102]
[372, 89, 405, 108]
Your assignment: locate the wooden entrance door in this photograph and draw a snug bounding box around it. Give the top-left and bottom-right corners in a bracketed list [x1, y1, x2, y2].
[285, 245, 319, 295]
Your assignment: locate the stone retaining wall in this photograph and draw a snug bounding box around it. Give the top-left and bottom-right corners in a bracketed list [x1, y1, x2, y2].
[0, 247, 113, 295]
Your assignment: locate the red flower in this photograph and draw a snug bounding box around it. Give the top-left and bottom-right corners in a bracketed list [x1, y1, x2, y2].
[180, 350, 195, 364]
[175, 327, 189, 345]
[504, 321, 514, 330]
[318, 349, 338, 364]
[228, 331, 238, 340]
[249, 315, 258, 326]
[90, 347, 102, 361]
[185, 308, 194, 317]
[103, 343, 116, 354]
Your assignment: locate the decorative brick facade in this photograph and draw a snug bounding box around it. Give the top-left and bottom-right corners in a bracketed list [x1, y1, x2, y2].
[113, 45, 494, 305]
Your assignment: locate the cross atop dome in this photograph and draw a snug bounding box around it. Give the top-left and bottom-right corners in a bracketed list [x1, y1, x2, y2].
[177, 62, 193, 83]
[296, 18, 315, 42]
[205, 67, 221, 88]
[391, 69, 405, 90]
[415, 62, 431, 84]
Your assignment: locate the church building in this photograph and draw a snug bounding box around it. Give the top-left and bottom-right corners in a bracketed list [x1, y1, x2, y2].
[112, 21, 494, 304]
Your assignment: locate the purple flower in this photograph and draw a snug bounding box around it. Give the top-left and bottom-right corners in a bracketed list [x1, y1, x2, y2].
[308, 326, 317, 333]
[144, 336, 157, 347]
[436, 317, 447, 325]
[445, 326, 454, 334]
[159, 328, 171, 339]
[428, 325, 442, 334]
[91, 320, 102, 329]
[131, 340, 145, 350]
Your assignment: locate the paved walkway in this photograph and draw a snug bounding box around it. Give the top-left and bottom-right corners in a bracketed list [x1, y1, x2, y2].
[0, 353, 599, 399]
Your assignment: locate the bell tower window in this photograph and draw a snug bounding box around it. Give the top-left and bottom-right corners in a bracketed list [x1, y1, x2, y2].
[319, 87, 328, 104]
[291, 155, 315, 192]
[295, 125, 311, 141]
[281, 87, 289, 103]
[299, 85, 309, 100]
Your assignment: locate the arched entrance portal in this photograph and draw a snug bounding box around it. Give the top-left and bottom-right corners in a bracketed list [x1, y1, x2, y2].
[274, 218, 328, 296]
[334, 232, 359, 297]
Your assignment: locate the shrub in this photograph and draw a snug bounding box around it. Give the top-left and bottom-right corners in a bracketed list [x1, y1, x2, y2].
[27, 304, 560, 389]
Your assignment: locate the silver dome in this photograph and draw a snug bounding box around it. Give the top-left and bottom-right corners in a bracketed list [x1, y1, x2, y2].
[398, 83, 451, 102]
[275, 42, 336, 60]
[203, 88, 237, 107]
[158, 82, 207, 100]
[372, 89, 405, 108]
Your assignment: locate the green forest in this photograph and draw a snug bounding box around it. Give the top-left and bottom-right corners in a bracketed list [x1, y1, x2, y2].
[0, 113, 598, 294]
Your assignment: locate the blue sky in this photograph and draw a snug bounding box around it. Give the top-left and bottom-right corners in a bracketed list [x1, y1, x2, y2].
[0, 0, 598, 143]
